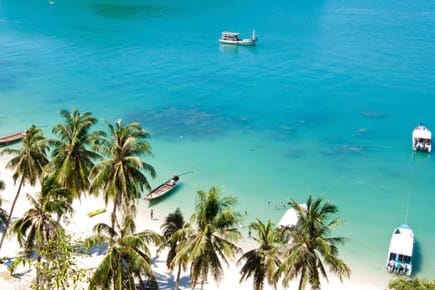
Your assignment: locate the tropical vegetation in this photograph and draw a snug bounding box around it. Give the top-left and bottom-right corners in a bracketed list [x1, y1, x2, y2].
[11, 188, 66, 285]
[173, 187, 242, 289]
[0, 109, 354, 290]
[160, 208, 189, 289]
[90, 119, 155, 232]
[277, 197, 351, 290]
[49, 109, 103, 200]
[0, 125, 49, 253]
[387, 277, 435, 290]
[86, 210, 162, 290]
[238, 219, 282, 290]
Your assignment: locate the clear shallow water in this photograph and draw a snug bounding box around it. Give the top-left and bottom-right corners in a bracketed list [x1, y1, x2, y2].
[1, 0, 435, 284]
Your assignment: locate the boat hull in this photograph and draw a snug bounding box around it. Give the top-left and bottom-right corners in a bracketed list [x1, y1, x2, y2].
[0, 131, 26, 147]
[219, 39, 257, 46]
[385, 224, 414, 276]
[144, 176, 180, 201]
[412, 124, 432, 153]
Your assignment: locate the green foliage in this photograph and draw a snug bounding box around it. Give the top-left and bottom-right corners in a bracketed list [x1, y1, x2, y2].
[176, 187, 242, 289]
[87, 213, 163, 290]
[277, 196, 350, 290]
[30, 233, 90, 290]
[89, 119, 155, 231]
[49, 109, 103, 199]
[388, 277, 435, 290]
[9, 233, 90, 290]
[161, 208, 190, 290]
[0, 125, 49, 252]
[238, 219, 282, 290]
[11, 188, 66, 254]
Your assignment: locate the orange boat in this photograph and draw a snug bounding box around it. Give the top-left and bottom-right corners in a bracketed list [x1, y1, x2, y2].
[0, 131, 26, 146]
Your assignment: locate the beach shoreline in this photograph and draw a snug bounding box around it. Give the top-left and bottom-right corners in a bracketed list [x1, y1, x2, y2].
[0, 153, 388, 290]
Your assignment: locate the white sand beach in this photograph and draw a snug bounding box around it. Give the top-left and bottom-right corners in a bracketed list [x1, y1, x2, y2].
[0, 154, 382, 290]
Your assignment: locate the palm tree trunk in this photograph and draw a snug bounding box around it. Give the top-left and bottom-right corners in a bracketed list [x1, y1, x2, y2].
[111, 201, 118, 242]
[298, 269, 306, 290]
[137, 271, 145, 290]
[175, 265, 182, 290]
[0, 177, 24, 253]
[36, 254, 41, 288]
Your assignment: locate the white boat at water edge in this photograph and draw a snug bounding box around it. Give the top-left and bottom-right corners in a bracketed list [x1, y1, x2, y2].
[412, 123, 431, 153]
[219, 30, 257, 46]
[278, 204, 306, 228]
[386, 224, 414, 276]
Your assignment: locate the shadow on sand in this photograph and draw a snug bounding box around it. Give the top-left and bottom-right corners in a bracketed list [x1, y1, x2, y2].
[151, 255, 190, 290]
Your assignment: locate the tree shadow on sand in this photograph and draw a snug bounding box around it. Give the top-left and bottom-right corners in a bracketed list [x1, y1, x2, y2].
[151, 255, 190, 289]
[81, 243, 108, 256]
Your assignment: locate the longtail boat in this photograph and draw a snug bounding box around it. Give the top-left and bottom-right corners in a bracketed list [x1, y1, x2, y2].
[144, 171, 192, 201]
[0, 131, 26, 146]
[144, 175, 180, 201]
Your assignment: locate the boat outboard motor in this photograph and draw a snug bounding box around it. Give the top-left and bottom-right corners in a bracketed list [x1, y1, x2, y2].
[386, 260, 395, 272]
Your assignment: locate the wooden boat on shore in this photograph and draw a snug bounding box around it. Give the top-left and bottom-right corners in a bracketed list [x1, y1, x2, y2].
[144, 175, 181, 201]
[0, 131, 26, 147]
[144, 171, 193, 201]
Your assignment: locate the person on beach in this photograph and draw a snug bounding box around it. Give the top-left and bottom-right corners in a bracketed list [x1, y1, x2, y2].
[150, 209, 154, 220]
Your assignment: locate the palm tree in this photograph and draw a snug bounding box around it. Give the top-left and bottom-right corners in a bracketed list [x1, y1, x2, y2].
[49, 109, 103, 199]
[11, 189, 67, 286]
[0, 125, 49, 252]
[276, 196, 351, 290]
[87, 212, 163, 290]
[161, 208, 191, 290]
[238, 219, 282, 290]
[38, 176, 74, 222]
[11, 180, 69, 254]
[175, 187, 242, 289]
[90, 119, 155, 231]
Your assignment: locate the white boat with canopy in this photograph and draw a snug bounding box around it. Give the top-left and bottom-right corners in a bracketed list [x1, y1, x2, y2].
[278, 204, 306, 228]
[412, 123, 431, 153]
[219, 30, 257, 46]
[385, 224, 414, 276]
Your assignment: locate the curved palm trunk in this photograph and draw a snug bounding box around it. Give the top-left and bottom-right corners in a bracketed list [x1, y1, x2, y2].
[175, 265, 182, 290]
[111, 201, 118, 242]
[298, 268, 306, 290]
[0, 177, 24, 252]
[137, 271, 145, 290]
[36, 254, 42, 288]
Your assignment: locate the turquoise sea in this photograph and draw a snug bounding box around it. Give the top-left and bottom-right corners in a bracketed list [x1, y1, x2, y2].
[1, 0, 435, 285]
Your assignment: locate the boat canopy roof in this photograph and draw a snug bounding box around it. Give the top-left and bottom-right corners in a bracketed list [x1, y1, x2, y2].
[389, 224, 414, 257]
[413, 125, 432, 139]
[221, 32, 240, 36]
[278, 204, 306, 228]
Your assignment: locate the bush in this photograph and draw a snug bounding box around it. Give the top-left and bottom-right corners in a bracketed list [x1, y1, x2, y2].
[388, 277, 435, 290]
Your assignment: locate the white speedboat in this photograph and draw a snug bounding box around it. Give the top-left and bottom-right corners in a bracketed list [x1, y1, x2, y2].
[412, 123, 431, 153]
[219, 30, 257, 46]
[385, 224, 414, 275]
